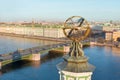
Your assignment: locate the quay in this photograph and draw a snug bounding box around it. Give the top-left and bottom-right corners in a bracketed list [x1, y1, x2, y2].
[0, 32, 69, 42]
[90, 41, 120, 48]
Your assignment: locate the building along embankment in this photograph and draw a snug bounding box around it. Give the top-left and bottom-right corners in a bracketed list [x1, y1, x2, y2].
[0, 26, 68, 42]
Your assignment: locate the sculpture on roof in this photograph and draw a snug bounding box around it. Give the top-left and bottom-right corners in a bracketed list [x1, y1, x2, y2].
[63, 16, 91, 58]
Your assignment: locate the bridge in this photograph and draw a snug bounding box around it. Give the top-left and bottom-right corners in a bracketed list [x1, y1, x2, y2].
[0, 42, 70, 69]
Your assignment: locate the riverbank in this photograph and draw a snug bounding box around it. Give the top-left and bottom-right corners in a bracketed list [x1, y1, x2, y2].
[0, 26, 65, 38]
[0, 32, 69, 42]
[90, 42, 120, 48]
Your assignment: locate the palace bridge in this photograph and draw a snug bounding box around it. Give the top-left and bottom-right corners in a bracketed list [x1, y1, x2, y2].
[0, 42, 70, 69]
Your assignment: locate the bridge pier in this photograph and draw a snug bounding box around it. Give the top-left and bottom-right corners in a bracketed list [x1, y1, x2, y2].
[63, 46, 70, 54]
[31, 53, 40, 61]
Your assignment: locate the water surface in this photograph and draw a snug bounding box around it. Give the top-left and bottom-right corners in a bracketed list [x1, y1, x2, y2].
[0, 35, 120, 80]
[0, 46, 120, 80]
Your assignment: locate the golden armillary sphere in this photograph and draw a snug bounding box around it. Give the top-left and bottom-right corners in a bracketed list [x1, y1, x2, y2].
[63, 16, 91, 57]
[63, 16, 91, 42]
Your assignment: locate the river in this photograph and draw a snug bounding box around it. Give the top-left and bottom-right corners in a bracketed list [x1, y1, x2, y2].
[0, 36, 120, 80]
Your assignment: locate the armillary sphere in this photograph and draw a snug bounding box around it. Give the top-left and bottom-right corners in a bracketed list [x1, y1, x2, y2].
[63, 16, 91, 57]
[63, 16, 91, 42]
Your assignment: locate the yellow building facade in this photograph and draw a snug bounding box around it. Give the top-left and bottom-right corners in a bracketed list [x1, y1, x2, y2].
[105, 32, 113, 41]
[105, 31, 120, 41]
[113, 31, 120, 41]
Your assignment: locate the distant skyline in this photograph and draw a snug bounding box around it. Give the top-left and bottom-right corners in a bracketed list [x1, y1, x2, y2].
[0, 0, 120, 22]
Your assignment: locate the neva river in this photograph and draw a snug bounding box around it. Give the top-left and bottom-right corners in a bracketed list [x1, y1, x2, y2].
[0, 36, 120, 80]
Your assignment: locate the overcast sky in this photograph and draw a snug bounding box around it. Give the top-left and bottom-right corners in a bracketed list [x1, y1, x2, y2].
[0, 0, 120, 22]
